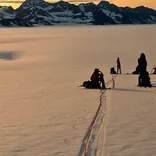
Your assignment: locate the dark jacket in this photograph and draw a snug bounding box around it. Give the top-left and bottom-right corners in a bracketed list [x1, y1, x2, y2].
[138, 53, 147, 73]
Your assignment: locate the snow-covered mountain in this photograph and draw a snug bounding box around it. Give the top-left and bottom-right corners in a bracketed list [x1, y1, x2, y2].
[0, 6, 14, 19]
[0, 0, 156, 27]
[0, 6, 32, 26]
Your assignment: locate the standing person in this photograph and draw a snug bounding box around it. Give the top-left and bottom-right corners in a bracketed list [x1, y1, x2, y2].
[90, 68, 106, 89]
[137, 53, 151, 87]
[116, 57, 121, 74]
[138, 53, 147, 87]
[138, 53, 147, 74]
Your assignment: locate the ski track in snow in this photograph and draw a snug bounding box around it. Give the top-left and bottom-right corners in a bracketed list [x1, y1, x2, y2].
[78, 73, 155, 156]
[78, 75, 118, 156]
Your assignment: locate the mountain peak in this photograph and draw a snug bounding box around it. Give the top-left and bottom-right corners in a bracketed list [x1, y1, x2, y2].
[23, 0, 44, 5]
[18, 0, 44, 9]
[1, 0, 156, 27]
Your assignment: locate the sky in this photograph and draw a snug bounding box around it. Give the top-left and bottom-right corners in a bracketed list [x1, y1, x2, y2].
[0, 0, 156, 9]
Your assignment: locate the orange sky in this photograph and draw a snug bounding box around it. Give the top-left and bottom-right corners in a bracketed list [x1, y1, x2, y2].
[0, 0, 156, 9]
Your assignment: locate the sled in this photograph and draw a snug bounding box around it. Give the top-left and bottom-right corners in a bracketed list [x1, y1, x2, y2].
[79, 80, 111, 90]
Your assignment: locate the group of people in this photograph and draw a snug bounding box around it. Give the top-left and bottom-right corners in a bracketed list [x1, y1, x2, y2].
[137, 53, 152, 87]
[88, 53, 153, 89]
[132, 53, 152, 87]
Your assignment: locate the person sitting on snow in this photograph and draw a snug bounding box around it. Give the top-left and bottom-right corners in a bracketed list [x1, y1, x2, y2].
[90, 68, 106, 89]
[132, 65, 139, 74]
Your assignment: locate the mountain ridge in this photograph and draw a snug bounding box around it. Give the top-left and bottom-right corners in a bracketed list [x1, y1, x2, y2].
[0, 0, 156, 27]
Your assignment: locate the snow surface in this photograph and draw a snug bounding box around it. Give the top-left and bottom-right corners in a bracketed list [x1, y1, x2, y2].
[0, 25, 156, 156]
